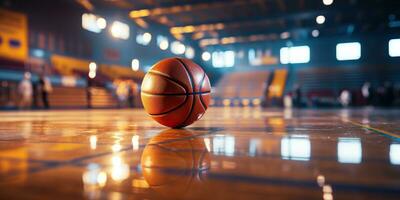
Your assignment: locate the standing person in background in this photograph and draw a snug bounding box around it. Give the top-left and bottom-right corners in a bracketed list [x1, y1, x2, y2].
[127, 82, 139, 108]
[18, 72, 33, 110]
[39, 73, 52, 109]
[339, 89, 351, 107]
[116, 81, 128, 108]
[86, 76, 93, 108]
[127, 84, 134, 108]
[293, 84, 302, 108]
[362, 82, 372, 106]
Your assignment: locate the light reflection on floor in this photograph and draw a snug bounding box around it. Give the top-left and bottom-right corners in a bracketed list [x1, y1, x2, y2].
[0, 108, 399, 199]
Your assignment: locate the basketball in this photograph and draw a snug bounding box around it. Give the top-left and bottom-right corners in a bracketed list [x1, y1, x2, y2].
[141, 57, 211, 128]
[141, 129, 210, 198]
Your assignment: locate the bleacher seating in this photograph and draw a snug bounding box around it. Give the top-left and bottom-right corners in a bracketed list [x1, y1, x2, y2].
[90, 87, 118, 108]
[0, 53, 145, 109]
[46, 86, 87, 108]
[213, 71, 271, 106]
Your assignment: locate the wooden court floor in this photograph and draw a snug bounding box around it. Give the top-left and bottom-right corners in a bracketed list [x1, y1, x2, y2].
[0, 107, 399, 199]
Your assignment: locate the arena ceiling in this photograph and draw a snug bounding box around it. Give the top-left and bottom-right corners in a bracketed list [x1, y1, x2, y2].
[87, 0, 400, 46]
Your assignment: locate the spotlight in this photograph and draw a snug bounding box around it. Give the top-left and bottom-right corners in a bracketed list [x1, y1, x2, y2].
[159, 40, 168, 50]
[323, 0, 334, 6]
[131, 59, 140, 71]
[312, 29, 320, 37]
[88, 71, 96, 79]
[202, 51, 211, 61]
[110, 21, 130, 40]
[185, 47, 195, 59]
[96, 17, 107, 29]
[89, 62, 97, 71]
[316, 15, 326, 24]
[142, 32, 152, 44]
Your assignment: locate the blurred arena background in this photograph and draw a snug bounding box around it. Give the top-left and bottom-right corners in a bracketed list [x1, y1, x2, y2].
[0, 0, 400, 110]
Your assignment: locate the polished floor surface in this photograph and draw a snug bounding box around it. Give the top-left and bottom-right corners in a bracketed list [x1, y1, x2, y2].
[0, 107, 399, 199]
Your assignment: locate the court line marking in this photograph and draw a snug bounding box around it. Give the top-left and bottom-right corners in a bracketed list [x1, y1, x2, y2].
[345, 120, 400, 139]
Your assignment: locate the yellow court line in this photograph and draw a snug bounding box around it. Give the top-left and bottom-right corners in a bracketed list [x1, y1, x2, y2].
[347, 120, 400, 139]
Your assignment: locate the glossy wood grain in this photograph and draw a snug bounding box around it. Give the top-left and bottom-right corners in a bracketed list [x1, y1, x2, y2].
[0, 108, 399, 199]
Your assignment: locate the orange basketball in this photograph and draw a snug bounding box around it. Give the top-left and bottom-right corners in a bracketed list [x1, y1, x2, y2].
[141, 57, 211, 128]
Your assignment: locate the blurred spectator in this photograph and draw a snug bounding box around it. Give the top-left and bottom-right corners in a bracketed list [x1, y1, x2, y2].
[283, 94, 293, 108]
[128, 86, 134, 108]
[18, 72, 33, 109]
[39, 73, 52, 109]
[86, 76, 93, 108]
[339, 89, 351, 107]
[293, 84, 302, 108]
[115, 81, 129, 108]
[127, 82, 138, 108]
[362, 82, 373, 106]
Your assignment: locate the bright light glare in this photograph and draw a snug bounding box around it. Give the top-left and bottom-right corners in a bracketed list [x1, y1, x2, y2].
[157, 35, 169, 50]
[82, 13, 106, 33]
[132, 135, 139, 150]
[110, 21, 130, 40]
[171, 41, 185, 54]
[316, 15, 326, 24]
[110, 156, 130, 182]
[280, 46, 310, 64]
[323, 0, 334, 6]
[88, 71, 96, 79]
[202, 51, 211, 61]
[281, 135, 311, 161]
[312, 29, 320, 37]
[136, 32, 152, 45]
[32, 49, 45, 58]
[212, 52, 224, 67]
[212, 51, 235, 68]
[159, 40, 168, 50]
[213, 136, 235, 156]
[89, 135, 97, 150]
[336, 42, 361, 61]
[82, 163, 107, 187]
[96, 17, 107, 29]
[143, 32, 152, 44]
[131, 59, 140, 71]
[390, 144, 400, 165]
[185, 46, 195, 59]
[337, 138, 362, 163]
[224, 51, 235, 67]
[89, 62, 97, 71]
[389, 39, 400, 57]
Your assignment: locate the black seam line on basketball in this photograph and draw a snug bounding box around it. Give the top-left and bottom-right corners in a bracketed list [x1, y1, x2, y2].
[176, 58, 196, 126]
[147, 95, 188, 116]
[198, 72, 207, 110]
[148, 70, 189, 93]
[141, 91, 210, 96]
